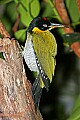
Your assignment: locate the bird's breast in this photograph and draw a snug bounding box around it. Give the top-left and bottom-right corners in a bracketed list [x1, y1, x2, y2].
[23, 34, 39, 72]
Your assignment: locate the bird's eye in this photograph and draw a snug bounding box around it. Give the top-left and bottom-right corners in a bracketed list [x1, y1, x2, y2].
[43, 24, 47, 27]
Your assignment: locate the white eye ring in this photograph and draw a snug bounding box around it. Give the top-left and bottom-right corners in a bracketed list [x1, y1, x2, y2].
[43, 24, 47, 27]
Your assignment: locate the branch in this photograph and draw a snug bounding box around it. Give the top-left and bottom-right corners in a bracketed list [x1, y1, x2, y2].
[0, 21, 11, 38]
[76, 0, 80, 11]
[55, 0, 80, 58]
[12, 14, 20, 33]
[0, 21, 43, 120]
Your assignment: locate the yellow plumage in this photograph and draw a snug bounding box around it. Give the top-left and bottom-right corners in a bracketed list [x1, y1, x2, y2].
[32, 27, 57, 88]
[23, 17, 64, 107]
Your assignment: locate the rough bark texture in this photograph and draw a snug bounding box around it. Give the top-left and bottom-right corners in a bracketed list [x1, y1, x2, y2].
[0, 21, 43, 120]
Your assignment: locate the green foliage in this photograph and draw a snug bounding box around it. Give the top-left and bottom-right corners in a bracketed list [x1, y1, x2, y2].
[65, 0, 80, 24]
[42, 1, 62, 22]
[16, 0, 40, 26]
[15, 29, 27, 43]
[6, 2, 17, 22]
[0, 0, 13, 4]
[0, 2, 17, 34]
[68, 95, 80, 120]
[63, 33, 80, 46]
[30, 0, 40, 18]
[17, 3, 32, 26]
[14, 0, 40, 42]
[41, 2, 55, 18]
[63, 0, 80, 46]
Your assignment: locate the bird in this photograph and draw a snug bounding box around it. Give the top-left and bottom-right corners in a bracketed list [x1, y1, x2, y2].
[23, 17, 65, 108]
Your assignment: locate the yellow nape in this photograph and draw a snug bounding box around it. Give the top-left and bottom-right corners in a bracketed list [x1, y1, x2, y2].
[32, 27, 45, 33]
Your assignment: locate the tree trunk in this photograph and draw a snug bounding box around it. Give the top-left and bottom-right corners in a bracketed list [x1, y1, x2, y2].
[0, 21, 43, 120]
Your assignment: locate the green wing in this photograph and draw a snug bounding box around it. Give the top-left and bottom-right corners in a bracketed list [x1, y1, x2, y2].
[32, 30, 57, 86]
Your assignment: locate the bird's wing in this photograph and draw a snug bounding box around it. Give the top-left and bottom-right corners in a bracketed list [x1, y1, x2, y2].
[32, 30, 57, 88]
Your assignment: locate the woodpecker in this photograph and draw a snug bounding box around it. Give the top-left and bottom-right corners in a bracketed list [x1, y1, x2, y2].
[23, 17, 65, 107]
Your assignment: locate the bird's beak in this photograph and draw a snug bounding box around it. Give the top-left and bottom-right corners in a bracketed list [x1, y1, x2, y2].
[48, 23, 66, 30]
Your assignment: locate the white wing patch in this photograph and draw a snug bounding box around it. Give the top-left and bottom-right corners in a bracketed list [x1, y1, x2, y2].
[23, 34, 39, 72]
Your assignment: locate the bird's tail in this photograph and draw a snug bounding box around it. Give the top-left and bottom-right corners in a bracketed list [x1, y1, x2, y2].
[32, 74, 42, 108]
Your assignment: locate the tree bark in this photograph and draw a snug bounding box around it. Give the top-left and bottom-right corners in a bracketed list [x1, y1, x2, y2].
[0, 21, 43, 120]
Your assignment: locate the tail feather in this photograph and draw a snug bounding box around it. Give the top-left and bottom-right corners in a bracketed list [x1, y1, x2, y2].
[32, 74, 40, 94]
[32, 75, 42, 108]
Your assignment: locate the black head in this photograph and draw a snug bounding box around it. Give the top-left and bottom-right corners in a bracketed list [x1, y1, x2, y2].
[27, 17, 51, 32]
